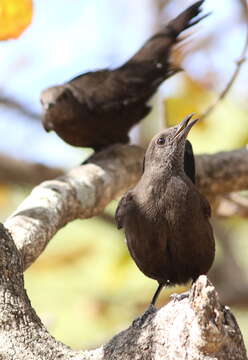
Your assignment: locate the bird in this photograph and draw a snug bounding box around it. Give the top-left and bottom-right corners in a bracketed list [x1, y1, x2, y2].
[115, 114, 215, 306]
[41, 1, 206, 152]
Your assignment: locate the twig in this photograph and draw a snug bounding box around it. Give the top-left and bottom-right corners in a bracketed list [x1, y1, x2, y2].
[201, 0, 248, 119]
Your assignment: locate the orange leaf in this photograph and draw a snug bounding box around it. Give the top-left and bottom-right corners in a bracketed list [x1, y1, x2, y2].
[0, 0, 33, 40]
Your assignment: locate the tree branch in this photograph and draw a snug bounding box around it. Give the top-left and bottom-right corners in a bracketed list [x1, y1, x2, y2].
[196, 147, 248, 197]
[0, 94, 41, 121]
[4, 144, 248, 271]
[4, 144, 144, 269]
[0, 223, 246, 359]
[0, 153, 64, 186]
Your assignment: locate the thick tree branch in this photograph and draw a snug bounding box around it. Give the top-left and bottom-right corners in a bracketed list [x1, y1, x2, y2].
[4, 144, 248, 271]
[0, 224, 246, 359]
[196, 147, 248, 198]
[5, 145, 144, 269]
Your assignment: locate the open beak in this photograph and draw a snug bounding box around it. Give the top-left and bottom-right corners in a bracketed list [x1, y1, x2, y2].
[172, 113, 200, 141]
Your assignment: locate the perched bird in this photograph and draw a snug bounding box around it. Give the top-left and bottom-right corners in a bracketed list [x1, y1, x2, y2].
[115, 114, 215, 306]
[41, 1, 206, 151]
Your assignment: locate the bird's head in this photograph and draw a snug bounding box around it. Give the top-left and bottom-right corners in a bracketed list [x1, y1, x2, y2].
[144, 113, 199, 172]
[40, 85, 66, 111]
[40, 85, 73, 131]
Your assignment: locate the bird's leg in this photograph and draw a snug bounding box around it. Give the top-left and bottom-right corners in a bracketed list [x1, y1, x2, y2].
[150, 283, 165, 307]
[132, 283, 165, 328]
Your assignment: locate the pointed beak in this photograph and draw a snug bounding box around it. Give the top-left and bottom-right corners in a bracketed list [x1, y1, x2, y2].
[172, 113, 200, 141]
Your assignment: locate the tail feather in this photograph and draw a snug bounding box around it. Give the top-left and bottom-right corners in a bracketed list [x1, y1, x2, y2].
[126, 1, 206, 67]
[119, 1, 207, 92]
[167, 0, 205, 38]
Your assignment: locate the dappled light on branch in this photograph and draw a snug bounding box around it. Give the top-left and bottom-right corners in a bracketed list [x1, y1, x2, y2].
[0, 0, 33, 40]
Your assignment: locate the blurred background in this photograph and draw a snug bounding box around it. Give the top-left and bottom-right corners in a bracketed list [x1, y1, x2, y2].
[1, 0, 248, 350]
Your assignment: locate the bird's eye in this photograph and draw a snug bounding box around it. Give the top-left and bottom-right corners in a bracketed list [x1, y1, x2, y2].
[156, 136, 165, 146]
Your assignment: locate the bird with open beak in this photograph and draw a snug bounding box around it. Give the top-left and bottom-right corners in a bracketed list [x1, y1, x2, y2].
[115, 114, 215, 306]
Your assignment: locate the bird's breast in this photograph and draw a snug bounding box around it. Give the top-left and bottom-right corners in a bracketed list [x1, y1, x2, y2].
[123, 177, 214, 284]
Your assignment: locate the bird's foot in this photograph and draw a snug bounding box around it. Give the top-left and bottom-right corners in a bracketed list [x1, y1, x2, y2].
[170, 290, 190, 302]
[132, 304, 157, 328]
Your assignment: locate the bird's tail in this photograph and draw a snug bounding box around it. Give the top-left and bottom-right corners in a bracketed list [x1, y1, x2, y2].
[166, 0, 206, 39]
[123, 1, 206, 85]
[168, 1, 209, 71]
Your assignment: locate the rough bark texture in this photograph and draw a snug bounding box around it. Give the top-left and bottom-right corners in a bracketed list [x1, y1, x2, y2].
[0, 224, 246, 360]
[4, 144, 248, 270]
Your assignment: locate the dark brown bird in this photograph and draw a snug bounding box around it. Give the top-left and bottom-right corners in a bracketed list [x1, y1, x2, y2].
[115, 114, 215, 306]
[41, 1, 206, 151]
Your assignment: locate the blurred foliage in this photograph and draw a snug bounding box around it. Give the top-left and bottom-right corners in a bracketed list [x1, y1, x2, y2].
[166, 75, 248, 153]
[0, 184, 11, 208]
[0, 0, 33, 40]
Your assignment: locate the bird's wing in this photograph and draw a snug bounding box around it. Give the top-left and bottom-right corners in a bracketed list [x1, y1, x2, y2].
[67, 69, 149, 115]
[184, 140, 196, 184]
[69, 70, 110, 89]
[115, 191, 133, 229]
[67, 70, 111, 106]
